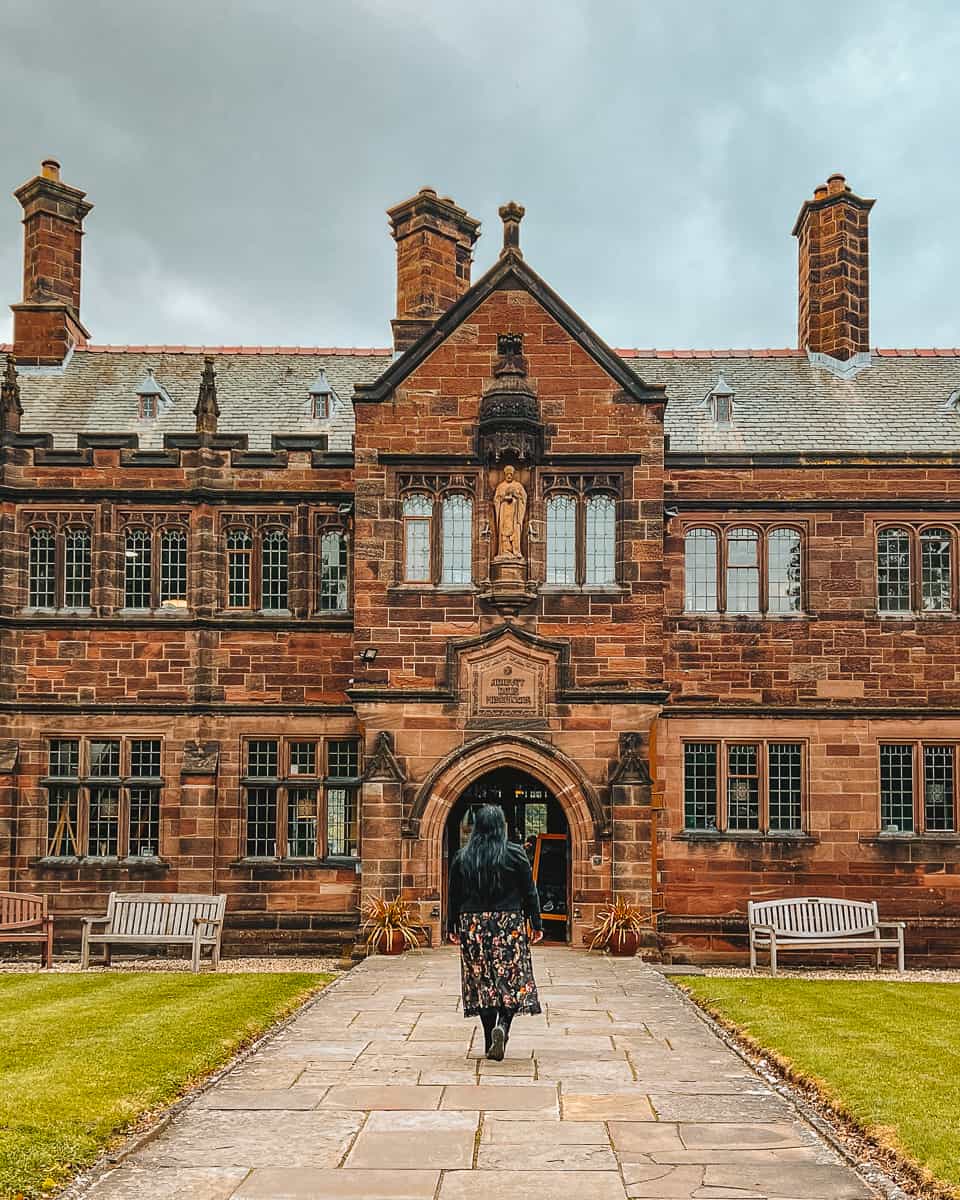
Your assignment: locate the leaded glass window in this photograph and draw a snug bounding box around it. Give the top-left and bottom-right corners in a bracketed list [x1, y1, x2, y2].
[725, 527, 760, 614]
[441, 494, 473, 585]
[403, 494, 433, 583]
[261, 529, 289, 611]
[319, 531, 349, 612]
[921, 528, 952, 612]
[227, 528, 253, 608]
[767, 528, 802, 614]
[124, 528, 152, 608]
[880, 744, 914, 832]
[726, 744, 759, 831]
[684, 528, 718, 612]
[768, 743, 803, 831]
[878, 528, 911, 613]
[160, 528, 188, 605]
[684, 743, 718, 830]
[28, 528, 56, 608]
[64, 528, 92, 608]
[585, 494, 616, 585]
[44, 737, 163, 859]
[242, 736, 361, 859]
[924, 745, 955, 832]
[546, 494, 577, 585]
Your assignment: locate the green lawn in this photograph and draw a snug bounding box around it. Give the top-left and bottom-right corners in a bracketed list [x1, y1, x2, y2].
[0, 971, 330, 1199]
[681, 977, 960, 1195]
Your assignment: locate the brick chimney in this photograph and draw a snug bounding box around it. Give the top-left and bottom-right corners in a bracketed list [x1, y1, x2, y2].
[11, 159, 93, 365]
[792, 173, 875, 361]
[387, 188, 480, 353]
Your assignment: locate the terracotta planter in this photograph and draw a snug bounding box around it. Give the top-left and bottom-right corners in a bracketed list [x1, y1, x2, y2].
[606, 930, 640, 958]
[375, 929, 408, 955]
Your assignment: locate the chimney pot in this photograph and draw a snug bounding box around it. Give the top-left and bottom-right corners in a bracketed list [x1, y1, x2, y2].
[792, 174, 875, 361]
[41, 158, 61, 181]
[387, 188, 480, 353]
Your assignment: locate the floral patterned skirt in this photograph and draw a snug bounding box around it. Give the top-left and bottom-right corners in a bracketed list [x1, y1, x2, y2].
[458, 910, 542, 1017]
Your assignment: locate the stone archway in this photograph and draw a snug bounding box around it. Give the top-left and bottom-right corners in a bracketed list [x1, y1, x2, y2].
[402, 734, 613, 947]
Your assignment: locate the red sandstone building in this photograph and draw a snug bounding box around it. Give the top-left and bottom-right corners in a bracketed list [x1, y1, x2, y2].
[2, 160, 959, 962]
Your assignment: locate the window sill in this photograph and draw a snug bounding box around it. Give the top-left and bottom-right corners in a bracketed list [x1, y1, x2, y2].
[674, 830, 817, 845]
[30, 856, 170, 871]
[862, 832, 960, 844]
[387, 584, 478, 594]
[118, 607, 192, 617]
[680, 611, 810, 621]
[230, 857, 360, 872]
[540, 584, 628, 595]
[875, 611, 960, 620]
[21, 607, 95, 617]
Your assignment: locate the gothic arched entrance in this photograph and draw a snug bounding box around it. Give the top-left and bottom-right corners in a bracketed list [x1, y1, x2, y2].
[444, 767, 571, 941]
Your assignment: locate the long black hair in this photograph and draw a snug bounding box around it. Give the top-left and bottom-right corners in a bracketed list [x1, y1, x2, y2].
[459, 804, 509, 892]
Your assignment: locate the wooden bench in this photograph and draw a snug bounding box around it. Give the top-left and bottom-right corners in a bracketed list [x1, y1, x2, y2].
[81, 893, 226, 973]
[0, 892, 54, 967]
[748, 896, 905, 975]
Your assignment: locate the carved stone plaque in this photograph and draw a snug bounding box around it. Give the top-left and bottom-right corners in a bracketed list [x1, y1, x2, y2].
[469, 649, 546, 721]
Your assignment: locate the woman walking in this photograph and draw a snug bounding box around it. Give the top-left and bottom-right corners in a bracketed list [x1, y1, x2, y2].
[447, 804, 544, 1060]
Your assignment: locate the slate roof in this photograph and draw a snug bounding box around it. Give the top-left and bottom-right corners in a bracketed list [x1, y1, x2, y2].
[2, 344, 960, 456]
[0, 348, 390, 453]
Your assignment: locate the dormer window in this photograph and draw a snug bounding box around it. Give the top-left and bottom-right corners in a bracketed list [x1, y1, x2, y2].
[136, 370, 165, 420]
[705, 373, 735, 425]
[309, 370, 335, 420]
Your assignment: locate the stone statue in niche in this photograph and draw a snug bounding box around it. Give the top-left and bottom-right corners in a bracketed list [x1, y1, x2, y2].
[492, 465, 527, 560]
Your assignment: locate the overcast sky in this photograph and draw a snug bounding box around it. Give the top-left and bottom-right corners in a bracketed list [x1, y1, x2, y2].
[2, 0, 958, 351]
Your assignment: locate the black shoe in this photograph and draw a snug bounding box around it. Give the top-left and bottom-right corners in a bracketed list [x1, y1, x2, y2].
[488, 1025, 506, 1061]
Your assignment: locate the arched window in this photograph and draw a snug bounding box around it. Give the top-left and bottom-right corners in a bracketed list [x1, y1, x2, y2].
[585, 494, 616, 586]
[402, 494, 433, 583]
[684, 528, 718, 612]
[124, 529, 152, 609]
[28, 527, 56, 608]
[725, 527, 760, 614]
[226, 528, 253, 609]
[441, 494, 473, 585]
[546, 494, 576, 585]
[63, 528, 92, 609]
[921, 528, 952, 612]
[877, 527, 911, 613]
[261, 529, 289, 611]
[319, 530, 349, 612]
[767, 528, 802, 614]
[159, 528, 188, 606]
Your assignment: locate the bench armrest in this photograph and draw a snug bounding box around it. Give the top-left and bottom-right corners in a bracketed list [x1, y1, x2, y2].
[193, 916, 224, 932]
[749, 923, 777, 937]
[877, 921, 906, 931]
[80, 915, 109, 928]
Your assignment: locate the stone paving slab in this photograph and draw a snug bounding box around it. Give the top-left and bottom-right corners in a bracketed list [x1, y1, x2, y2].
[82, 948, 879, 1200]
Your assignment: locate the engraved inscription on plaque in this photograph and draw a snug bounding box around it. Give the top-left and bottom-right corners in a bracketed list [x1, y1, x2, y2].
[469, 650, 547, 720]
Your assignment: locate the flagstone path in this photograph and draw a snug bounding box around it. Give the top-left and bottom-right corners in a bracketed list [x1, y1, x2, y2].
[86, 947, 878, 1200]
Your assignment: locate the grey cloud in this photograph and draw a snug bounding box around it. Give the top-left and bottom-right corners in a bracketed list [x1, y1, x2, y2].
[2, 0, 959, 349]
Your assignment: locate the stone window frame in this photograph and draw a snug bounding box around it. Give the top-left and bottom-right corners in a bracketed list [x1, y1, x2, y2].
[540, 473, 623, 591]
[314, 513, 352, 615]
[681, 521, 806, 616]
[239, 735, 362, 862]
[681, 738, 808, 836]
[117, 511, 191, 613]
[21, 510, 96, 613]
[395, 472, 479, 590]
[875, 522, 959, 616]
[218, 511, 293, 614]
[878, 740, 959, 835]
[41, 734, 165, 862]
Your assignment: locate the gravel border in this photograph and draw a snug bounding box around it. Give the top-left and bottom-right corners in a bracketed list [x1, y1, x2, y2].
[0, 954, 345, 975]
[702, 966, 960, 984]
[672, 978, 953, 1200]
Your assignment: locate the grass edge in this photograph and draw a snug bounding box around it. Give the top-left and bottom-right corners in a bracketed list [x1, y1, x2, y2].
[673, 978, 960, 1200]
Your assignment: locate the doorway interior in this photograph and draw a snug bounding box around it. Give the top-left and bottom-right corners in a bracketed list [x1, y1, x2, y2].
[444, 766, 570, 941]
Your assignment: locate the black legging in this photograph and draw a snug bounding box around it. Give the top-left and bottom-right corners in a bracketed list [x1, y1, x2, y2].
[479, 1006, 514, 1050]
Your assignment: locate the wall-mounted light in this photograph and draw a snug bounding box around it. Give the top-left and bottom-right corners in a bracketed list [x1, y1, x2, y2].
[338, 501, 354, 515]
[360, 647, 378, 665]
[664, 506, 680, 519]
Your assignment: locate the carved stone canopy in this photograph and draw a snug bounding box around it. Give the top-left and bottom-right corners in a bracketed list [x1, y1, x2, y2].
[478, 334, 543, 465]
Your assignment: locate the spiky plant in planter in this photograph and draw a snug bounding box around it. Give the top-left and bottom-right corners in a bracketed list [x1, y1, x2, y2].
[361, 895, 421, 955]
[589, 896, 647, 957]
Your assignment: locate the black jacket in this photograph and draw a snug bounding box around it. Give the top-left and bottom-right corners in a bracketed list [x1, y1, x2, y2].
[447, 843, 543, 935]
